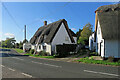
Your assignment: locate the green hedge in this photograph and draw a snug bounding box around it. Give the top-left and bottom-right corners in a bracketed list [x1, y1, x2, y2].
[56, 44, 77, 57]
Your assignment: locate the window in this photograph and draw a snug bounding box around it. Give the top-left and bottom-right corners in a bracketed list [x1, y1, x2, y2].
[43, 46, 46, 51]
[39, 45, 41, 49]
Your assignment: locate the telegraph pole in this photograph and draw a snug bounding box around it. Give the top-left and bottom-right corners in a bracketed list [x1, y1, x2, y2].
[24, 25, 26, 43]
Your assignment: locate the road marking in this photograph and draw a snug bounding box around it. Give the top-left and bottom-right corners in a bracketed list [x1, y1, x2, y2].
[12, 57, 24, 60]
[21, 73, 32, 78]
[1, 65, 5, 67]
[84, 70, 119, 77]
[44, 63, 62, 68]
[32, 61, 62, 68]
[8, 68, 15, 71]
[32, 61, 43, 64]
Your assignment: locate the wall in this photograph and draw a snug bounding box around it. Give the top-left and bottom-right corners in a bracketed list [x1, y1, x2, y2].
[96, 20, 104, 56]
[36, 43, 51, 55]
[105, 40, 120, 58]
[73, 37, 77, 44]
[51, 22, 73, 53]
[89, 33, 96, 51]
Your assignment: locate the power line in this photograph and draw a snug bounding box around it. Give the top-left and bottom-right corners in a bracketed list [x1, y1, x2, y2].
[2, 3, 23, 31]
[27, 2, 71, 26]
[2, 3, 31, 40]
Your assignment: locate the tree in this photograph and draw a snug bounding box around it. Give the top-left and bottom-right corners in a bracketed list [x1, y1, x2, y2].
[19, 41, 23, 49]
[15, 43, 19, 48]
[78, 23, 93, 45]
[76, 29, 82, 41]
[3, 38, 16, 48]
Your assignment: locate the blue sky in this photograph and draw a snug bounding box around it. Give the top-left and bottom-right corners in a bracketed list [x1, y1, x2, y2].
[2, 2, 114, 42]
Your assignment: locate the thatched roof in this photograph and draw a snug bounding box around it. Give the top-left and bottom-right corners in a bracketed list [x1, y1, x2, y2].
[95, 3, 120, 40]
[30, 19, 75, 44]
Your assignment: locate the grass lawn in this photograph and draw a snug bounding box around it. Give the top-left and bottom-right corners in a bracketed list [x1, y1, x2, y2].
[13, 48, 24, 53]
[24, 53, 55, 59]
[76, 57, 120, 66]
[0, 47, 11, 49]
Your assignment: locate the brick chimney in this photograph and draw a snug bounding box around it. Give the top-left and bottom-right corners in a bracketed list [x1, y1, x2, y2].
[44, 21, 47, 26]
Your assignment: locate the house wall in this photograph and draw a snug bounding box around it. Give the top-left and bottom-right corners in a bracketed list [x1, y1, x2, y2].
[51, 22, 73, 53]
[73, 37, 77, 44]
[105, 40, 119, 58]
[96, 20, 119, 58]
[31, 43, 51, 55]
[36, 43, 51, 55]
[96, 20, 104, 57]
[23, 43, 31, 52]
[89, 33, 95, 51]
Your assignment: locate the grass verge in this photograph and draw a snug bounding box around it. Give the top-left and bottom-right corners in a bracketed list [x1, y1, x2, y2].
[76, 57, 120, 66]
[24, 53, 54, 59]
[13, 48, 24, 53]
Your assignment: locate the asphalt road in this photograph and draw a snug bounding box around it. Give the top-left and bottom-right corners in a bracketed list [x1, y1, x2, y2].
[1, 49, 120, 78]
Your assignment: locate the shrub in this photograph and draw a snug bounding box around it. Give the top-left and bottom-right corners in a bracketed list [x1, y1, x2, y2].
[56, 44, 77, 57]
[30, 49, 34, 54]
[107, 56, 114, 62]
[89, 52, 98, 56]
[38, 51, 49, 56]
[19, 45, 23, 49]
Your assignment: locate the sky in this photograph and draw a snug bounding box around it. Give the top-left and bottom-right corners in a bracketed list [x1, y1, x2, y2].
[1, 2, 116, 42]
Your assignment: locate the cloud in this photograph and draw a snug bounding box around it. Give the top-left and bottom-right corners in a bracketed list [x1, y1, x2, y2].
[4, 33, 15, 38]
[71, 28, 77, 31]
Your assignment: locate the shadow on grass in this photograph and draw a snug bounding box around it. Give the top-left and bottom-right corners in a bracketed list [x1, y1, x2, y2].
[0, 49, 29, 57]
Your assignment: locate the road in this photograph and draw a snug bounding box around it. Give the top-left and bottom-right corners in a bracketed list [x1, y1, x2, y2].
[0, 49, 120, 78]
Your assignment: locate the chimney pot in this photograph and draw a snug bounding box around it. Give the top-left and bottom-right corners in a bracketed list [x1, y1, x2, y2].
[44, 21, 47, 26]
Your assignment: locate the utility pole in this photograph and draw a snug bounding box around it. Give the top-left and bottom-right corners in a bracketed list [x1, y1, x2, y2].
[24, 25, 26, 43]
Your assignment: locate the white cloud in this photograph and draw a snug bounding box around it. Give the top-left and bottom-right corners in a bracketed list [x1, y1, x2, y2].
[71, 28, 77, 31]
[4, 33, 15, 38]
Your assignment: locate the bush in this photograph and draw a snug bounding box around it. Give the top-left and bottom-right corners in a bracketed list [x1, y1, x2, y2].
[56, 44, 77, 57]
[38, 51, 49, 56]
[89, 52, 98, 56]
[19, 45, 23, 49]
[30, 49, 34, 54]
[56, 52, 70, 57]
[107, 56, 114, 62]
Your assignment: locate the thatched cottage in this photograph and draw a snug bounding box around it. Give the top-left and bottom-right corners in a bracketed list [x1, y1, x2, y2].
[30, 19, 77, 55]
[89, 4, 120, 58]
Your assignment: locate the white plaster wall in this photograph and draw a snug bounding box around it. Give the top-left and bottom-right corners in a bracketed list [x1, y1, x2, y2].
[36, 44, 43, 52]
[96, 21, 104, 55]
[105, 40, 119, 58]
[51, 22, 73, 53]
[31, 45, 36, 49]
[101, 39, 104, 57]
[44, 43, 51, 55]
[36, 43, 51, 55]
[73, 37, 77, 44]
[89, 33, 95, 51]
[23, 43, 31, 51]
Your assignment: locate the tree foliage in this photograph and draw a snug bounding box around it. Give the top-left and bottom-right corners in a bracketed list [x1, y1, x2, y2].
[78, 23, 93, 45]
[1, 38, 16, 48]
[76, 29, 82, 41]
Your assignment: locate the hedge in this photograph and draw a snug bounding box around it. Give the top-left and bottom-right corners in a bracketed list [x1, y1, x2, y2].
[56, 44, 77, 57]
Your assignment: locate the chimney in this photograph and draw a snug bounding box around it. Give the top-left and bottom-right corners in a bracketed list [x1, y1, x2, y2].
[44, 21, 47, 26]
